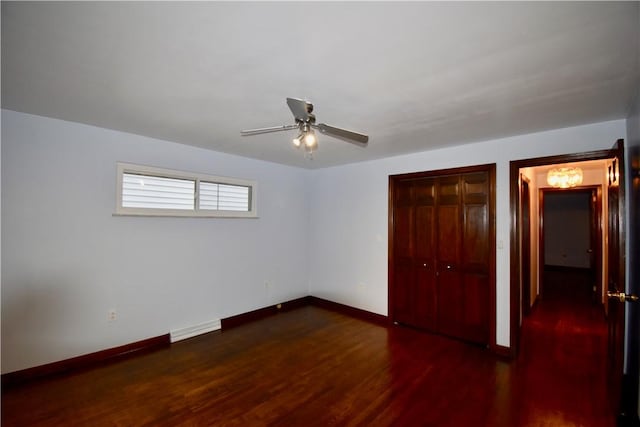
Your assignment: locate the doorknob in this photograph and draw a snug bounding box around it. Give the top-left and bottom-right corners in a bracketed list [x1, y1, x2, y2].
[607, 291, 640, 303]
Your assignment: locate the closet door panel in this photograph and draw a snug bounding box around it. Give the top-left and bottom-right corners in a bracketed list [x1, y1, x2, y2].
[415, 265, 437, 329]
[460, 171, 490, 343]
[436, 270, 464, 338]
[436, 176, 463, 338]
[437, 205, 460, 262]
[393, 181, 413, 259]
[393, 259, 414, 325]
[463, 204, 489, 273]
[462, 172, 490, 272]
[414, 179, 436, 329]
[392, 181, 414, 325]
[414, 178, 436, 260]
[461, 273, 490, 343]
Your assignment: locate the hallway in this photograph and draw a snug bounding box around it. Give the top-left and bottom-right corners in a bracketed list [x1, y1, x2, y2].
[513, 267, 612, 425]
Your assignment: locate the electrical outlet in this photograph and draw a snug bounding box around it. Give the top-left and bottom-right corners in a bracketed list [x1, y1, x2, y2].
[108, 309, 117, 322]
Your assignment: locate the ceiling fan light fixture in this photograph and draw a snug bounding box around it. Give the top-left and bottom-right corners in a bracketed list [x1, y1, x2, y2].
[292, 134, 303, 148]
[240, 97, 368, 157]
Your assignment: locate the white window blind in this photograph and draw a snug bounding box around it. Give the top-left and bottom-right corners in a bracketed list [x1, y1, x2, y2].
[116, 163, 257, 218]
[199, 181, 219, 210]
[122, 173, 195, 210]
[200, 182, 250, 212]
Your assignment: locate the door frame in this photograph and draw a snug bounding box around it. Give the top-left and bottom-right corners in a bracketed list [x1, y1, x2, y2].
[509, 143, 624, 357]
[538, 186, 602, 302]
[388, 163, 497, 351]
[520, 174, 532, 315]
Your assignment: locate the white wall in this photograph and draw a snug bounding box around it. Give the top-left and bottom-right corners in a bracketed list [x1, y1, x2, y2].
[543, 192, 591, 268]
[1, 110, 310, 373]
[1, 111, 3, 375]
[308, 119, 626, 347]
[0, 109, 629, 373]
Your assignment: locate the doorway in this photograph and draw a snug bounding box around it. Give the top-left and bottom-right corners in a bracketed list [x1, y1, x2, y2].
[521, 175, 532, 315]
[539, 187, 601, 304]
[509, 140, 628, 422]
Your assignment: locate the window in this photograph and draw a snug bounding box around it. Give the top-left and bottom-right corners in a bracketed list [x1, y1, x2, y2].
[116, 163, 257, 217]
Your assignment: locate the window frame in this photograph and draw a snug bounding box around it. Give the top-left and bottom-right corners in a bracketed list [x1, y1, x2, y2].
[115, 162, 257, 218]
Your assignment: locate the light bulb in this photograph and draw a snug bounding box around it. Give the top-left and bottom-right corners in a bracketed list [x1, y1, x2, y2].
[304, 132, 317, 148]
[292, 136, 302, 148]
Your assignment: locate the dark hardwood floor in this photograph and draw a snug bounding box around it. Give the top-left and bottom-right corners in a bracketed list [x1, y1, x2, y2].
[514, 267, 611, 426]
[2, 284, 612, 426]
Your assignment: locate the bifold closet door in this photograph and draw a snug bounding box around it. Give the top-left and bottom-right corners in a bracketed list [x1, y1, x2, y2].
[391, 180, 414, 326]
[413, 178, 437, 330]
[391, 178, 437, 330]
[459, 172, 491, 344]
[435, 175, 464, 340]
[436, 172, 490, 344]
[391, 169, 491, 345]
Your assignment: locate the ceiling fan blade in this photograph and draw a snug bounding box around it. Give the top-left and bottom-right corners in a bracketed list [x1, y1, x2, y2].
[286, 97, 313, 122]
[240, 124, 298, 136]
[315, 123, 369, 147]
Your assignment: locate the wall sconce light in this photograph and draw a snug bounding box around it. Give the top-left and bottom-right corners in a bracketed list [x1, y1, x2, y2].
[608, 159, 618, 186]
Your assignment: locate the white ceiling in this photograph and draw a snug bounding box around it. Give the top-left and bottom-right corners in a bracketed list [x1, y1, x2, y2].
[2, 2, 639, 169]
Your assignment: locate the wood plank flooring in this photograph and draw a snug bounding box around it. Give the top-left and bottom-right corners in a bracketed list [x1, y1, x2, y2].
[2, 288, 612, 426]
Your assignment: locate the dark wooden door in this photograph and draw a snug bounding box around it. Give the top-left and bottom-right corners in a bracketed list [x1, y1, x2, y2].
[607, 176, 624, 415]
[436, 175, 464, 339]
[414, 178, 437, 330]
[605, 139, 635, 418]
[390, 166, 494, 345]
[391, 179, 415, 326]
[391, 178, 437, 330]
[458, 171, 491, 343]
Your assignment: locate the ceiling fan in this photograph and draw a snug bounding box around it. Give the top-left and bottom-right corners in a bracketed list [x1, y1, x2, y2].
[240, 98, 369, 155]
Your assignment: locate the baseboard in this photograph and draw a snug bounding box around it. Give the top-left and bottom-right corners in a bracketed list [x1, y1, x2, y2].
[1, 334, 170, 389]
[170, 319, 221, 343]
[544, 265, 592, 274]
[220, 296, 312, 329]
[618, 413, 640, 427]
[618, 373, 640, 426]
[307, 296, 389, 327]
[220, 296, 388, 329]
[530, 297, 539, 312]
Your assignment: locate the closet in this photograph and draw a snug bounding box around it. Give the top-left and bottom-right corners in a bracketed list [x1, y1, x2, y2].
[389, 165, 495, 345]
